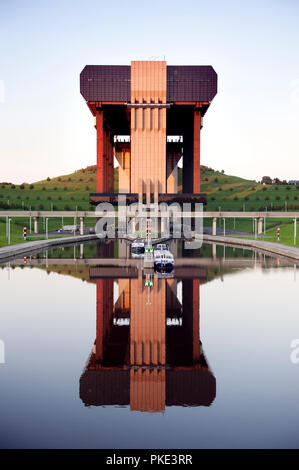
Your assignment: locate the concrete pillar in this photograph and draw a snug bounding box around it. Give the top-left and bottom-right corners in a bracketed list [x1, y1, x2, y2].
[212, 217, 217, 236]
[80, 217, 84, 235]
[212, 243, 217, 259]
[258, 217, 263, 235]
[115, 142, 130, 192]
[131, 217, 136, 236]
[96, 108, 104, 193]
[33, 216, 39, 234]
[166, 149, 181, 193]
[80, 243, 84, 259]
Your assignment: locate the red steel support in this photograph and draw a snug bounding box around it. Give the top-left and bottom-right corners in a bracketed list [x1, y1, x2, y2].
[193, 109, 201, 193]
[192, 279, 200, 362]
[96, 109, 104, 192]
[96, 279, 104, 362]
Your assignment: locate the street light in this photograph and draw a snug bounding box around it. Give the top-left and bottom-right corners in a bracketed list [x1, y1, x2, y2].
[8, 218, 11, 245]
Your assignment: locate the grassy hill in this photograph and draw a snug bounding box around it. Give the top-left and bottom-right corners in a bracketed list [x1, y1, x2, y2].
[1, 164, 299, 213]
[0, 165, 298, 248]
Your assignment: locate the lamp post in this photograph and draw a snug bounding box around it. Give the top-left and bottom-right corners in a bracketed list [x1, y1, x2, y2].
[8, 218, 11, 245]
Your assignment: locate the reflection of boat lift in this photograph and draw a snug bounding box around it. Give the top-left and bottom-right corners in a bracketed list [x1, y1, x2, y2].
[144, 273, 153, 305]
[144, 219, 154, 269]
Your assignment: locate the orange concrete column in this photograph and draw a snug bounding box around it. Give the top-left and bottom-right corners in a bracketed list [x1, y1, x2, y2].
[130, 61, 167, 194]
[193, 109, 201, 193]
[96, 109, 104, 193]
[129, 276, 166, 412]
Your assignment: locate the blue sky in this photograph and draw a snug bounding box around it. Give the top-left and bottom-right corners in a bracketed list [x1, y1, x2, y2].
[0, 0, 298, 183]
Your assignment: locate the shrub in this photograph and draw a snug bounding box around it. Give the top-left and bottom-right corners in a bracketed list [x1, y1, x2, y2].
[255, 196, 260, 201]
[88, 177, 93, 182]
[17, 195, 21, 199]
[38, 203, 44, 210]
[286, 186, 291, 191]
[240, 187, 244, 192]
[63, 186, 67, 191]
[64, 204, 70, 210]
[213, 177, 218, 183]
[275, 186, 279, 190]
[70, 196, 74, 200]
[47, 196, 52, 200]
[265, 196, 270, 201]
[47, 177, 51, 181]
[294, 196, 298, 201]
[58, 177, 62, 181]
[275, 196, 280, 201]
[58, 196, 62, 200]
[11, 184, 15, 189]
[79, 178, 83, 182]
[20, 184, 25, 190]
[230, 187, 233, 191]
[244, 196, 249, 201]
[42, 186, 46, 191]
[74, 186, 78, 191]
[53, 186, 57, 190]
[251, 187, 255, 191]
[211, 196, 215, 201]
[262, 187, 267, 191]
[85, 185, 89, 191]
[233, 196, 239, 200]
[68, 177, 72, 182]
[29, 184, 34, 189]
[218, 187, 222, 191]
[25, 196, 29, 200]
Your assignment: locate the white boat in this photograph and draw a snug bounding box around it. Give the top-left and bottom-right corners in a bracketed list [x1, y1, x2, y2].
[131, 238, 145, 254]
[154, 244, 174, 270]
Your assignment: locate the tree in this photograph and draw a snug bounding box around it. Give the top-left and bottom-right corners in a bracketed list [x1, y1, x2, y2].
[261, 176, 272, 185]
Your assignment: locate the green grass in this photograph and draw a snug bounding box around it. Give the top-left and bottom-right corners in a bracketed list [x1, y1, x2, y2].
[0, 164, 298, 248]
[238, 221, 299, 248]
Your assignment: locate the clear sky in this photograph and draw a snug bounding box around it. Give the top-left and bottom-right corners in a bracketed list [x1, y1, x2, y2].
[0, 0, 298, 184]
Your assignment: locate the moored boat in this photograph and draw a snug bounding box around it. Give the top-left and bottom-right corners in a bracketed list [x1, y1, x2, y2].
[154, 244, 174, 270]
[131, 238, 145, 254]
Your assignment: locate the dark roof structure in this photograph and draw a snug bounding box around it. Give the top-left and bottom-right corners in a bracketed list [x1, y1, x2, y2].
[80, 65, 217, 103]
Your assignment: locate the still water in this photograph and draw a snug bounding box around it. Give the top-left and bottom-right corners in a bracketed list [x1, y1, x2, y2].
[0, 241, 298, 449]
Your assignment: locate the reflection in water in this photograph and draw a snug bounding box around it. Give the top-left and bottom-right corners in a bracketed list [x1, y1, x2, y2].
[80, 241, 216, 412]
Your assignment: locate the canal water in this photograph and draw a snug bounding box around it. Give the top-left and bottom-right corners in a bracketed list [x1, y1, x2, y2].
[0, 240, 298, 449]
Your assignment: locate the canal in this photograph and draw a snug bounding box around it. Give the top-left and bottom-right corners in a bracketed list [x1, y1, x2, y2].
[0, 240, 298, 448]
